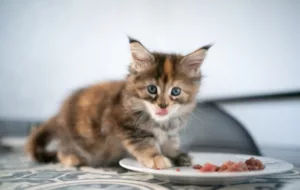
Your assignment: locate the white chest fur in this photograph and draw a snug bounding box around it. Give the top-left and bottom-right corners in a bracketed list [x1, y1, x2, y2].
[151, 127, 179, 145]
[151, 128, 168, 144]
[139, 114, 188, 145]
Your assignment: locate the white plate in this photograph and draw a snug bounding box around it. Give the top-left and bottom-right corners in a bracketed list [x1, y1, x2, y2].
[119, 152, 294, 185]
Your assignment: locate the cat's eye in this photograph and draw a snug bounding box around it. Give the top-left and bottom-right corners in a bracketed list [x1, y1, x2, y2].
[171, 87, 181, 96]
[147, 85, 157, 95]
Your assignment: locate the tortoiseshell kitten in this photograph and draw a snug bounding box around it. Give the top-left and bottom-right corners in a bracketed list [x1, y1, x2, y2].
[25, 38, 211, 169]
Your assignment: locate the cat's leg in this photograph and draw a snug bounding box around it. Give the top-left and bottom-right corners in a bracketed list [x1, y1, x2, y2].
[121, 129, 173, 169]
[161, 135, 191, 167]
[57, 151, 82, 167]
[57, 144, 86, 167]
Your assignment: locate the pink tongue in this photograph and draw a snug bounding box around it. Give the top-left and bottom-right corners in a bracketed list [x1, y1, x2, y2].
[156, 108, 168, 115]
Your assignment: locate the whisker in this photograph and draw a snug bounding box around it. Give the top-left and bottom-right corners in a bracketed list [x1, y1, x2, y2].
[189, 112, 204, 125]
[193, 106, 218, 119]
[182, 112, 207, 135]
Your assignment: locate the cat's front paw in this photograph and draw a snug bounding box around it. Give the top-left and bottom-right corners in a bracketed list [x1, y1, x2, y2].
[172, 152, 192, 166]
[140, 155, 173, 169]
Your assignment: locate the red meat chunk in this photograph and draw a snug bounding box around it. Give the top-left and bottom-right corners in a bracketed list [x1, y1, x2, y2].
[192, 164, 202, 169]
[199, 163, 218, 172]
[245, 157, 265, 171]
[192, 157, 264, 172]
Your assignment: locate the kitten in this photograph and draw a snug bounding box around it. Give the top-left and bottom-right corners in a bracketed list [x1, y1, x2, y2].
[25, 38, 211, 169]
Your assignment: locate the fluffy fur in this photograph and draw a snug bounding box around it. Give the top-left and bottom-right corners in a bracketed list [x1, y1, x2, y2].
[25, 38, 211, 169]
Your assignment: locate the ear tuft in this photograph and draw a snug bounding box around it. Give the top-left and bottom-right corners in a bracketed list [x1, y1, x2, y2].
[200, 43, 214, 50]
[128, 36, 141, 44]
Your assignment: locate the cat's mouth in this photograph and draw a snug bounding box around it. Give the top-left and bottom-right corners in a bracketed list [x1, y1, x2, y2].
[155, 108, 168, 116]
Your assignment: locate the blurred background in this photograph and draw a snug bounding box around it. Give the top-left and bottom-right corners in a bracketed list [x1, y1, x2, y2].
[0, 0, 299, 163]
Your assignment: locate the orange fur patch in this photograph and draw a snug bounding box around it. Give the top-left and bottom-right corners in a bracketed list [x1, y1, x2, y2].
[163, 57, 173, 78]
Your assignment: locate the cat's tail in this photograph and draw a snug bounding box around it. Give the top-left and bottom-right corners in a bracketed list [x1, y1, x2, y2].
[25, 116, 59, 163]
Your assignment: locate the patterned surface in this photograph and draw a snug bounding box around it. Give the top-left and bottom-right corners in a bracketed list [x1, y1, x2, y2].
[1, 148, 300, 190]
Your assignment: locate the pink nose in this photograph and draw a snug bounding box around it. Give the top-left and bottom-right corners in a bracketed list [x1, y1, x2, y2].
[156, 108, 168, 116]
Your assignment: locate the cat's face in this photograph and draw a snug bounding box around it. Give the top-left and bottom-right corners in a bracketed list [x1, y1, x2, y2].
[126, 38, 211, 123]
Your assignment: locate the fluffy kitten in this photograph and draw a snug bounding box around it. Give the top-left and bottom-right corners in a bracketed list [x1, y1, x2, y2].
[25, 38, 211, 169]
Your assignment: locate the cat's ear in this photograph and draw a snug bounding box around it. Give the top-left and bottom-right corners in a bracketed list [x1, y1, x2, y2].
[179, 44, 212, 77]
[129, 37, 155, 73]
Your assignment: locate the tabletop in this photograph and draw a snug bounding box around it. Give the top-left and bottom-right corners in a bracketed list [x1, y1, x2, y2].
[1, 149, 300, 190]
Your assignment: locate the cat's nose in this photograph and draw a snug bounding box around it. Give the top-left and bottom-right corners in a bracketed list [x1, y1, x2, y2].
[158, 103, 168, 108]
